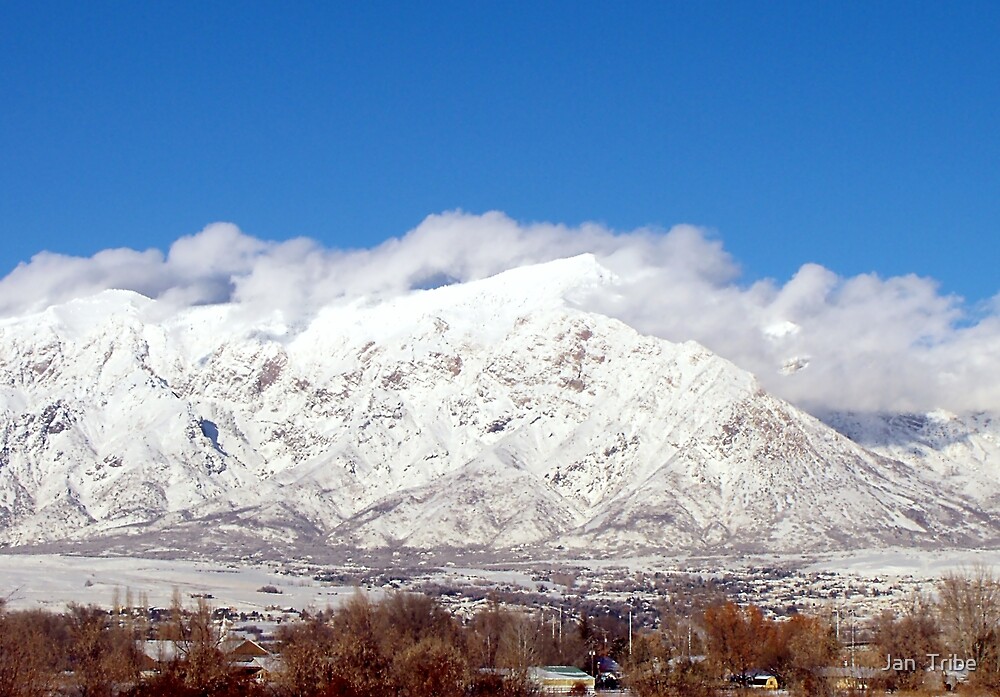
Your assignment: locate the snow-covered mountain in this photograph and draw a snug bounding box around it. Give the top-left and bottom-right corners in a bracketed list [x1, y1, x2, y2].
[0, 255, 997, 555]
[821, 411, 1000, 510]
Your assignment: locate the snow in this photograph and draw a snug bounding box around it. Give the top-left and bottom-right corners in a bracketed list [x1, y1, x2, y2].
[822, 410, 1000, 506]
[0, 553, 366, 613]
[47, 290, 153, 339]
[802, 548, 1000, 578]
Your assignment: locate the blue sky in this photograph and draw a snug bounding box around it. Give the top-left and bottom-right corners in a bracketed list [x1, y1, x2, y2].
[2, 1, 998, 303]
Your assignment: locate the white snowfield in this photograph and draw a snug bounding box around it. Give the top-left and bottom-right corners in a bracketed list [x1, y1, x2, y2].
[0, 254, 997, 556]
[802, 547, 1000, 577]
[0, 553, 360, 612]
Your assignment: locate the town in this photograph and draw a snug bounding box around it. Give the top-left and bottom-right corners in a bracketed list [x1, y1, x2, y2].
[1, 555, 997, 696]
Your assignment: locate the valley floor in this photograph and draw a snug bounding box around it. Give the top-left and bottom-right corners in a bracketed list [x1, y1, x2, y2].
[3, 546, 1000, 617]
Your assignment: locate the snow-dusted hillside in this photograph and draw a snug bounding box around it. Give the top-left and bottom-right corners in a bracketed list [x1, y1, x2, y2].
[0, 255, 997, 555]
[822, 411, 1000, 509]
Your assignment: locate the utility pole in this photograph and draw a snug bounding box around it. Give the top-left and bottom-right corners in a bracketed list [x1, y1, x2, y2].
[629, 607, 633, 656]
[851, 609, 856, 671]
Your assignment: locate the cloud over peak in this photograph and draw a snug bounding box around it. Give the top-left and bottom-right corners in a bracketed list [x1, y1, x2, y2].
[2, 211, 997, 414]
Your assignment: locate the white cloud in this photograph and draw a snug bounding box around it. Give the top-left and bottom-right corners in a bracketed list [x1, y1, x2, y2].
[1, 211, 997, 414]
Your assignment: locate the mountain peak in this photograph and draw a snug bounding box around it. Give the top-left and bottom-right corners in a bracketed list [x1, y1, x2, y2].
[412, 253, 617, 309]
[295, 254, 619, 347]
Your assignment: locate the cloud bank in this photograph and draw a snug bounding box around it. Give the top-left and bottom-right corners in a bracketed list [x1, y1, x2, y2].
[2, 211, 997, 414]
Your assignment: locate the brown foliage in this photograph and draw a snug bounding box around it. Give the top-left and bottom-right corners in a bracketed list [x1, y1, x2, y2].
[467, 670, 540, 696]
[67, 603, 141, 697]
[14, 574, 1000, 697]
[871, 598, 941, 691]
[704, 601, 773, 679]
[769, 614, 838, 695]
[328, 595, 393, 696]
[275, 592, 472, 697]
[393, 636, 468, 697]
[124, 670, 268, 697]
[636, 602, 837, 696]
[376, 591, 461, 652]
[165, 598, 233, 688]
[623, 632, 713, 697]
[274, 615, 337, 695]
[0, 608, 63, 697]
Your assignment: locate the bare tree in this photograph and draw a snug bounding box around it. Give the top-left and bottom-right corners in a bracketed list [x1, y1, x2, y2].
[155, 596, 233, 690]
[496, 612, 544, 670]
[937, 566, 1000, 687]
[329, 594, 393, 696]
[0, 608, 62, 697]
[455, 597, 547, 696]
[623, 630, 713, 697]
[869, 597, 940, 692]
[376, 591, 462, 655]
[778, 614, 839, 696]
[274, 615, 337, 696]
[393, 636, 469, 697]
[66, 603, 140, 697]
[622, 632, 673, 697]
[468, 597, 549, 671]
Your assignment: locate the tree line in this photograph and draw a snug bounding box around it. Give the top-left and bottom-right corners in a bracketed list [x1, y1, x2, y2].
[627, 566, 1000, 696]
[2, 566, 1000, 696]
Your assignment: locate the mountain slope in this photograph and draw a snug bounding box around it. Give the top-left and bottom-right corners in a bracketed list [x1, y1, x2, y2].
[822, 410, 1000, 509]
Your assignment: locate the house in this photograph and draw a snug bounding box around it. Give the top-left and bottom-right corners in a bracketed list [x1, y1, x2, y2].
[223, 637, 275, 679]
[731, 670, 779, 689]
[750, 673, 779, 689]
[223, 637, 270, 659]
[139, 637, 277, 681]
[529, 666, 596, 694]
[140, 640, 181, 674]
[818, 666, 879, 691]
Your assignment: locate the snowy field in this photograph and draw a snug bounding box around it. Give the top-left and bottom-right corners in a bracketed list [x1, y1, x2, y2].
[800, 548, 1000, 577]
[3, 548, 1000, 615]
[0, 553, 366, 612]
